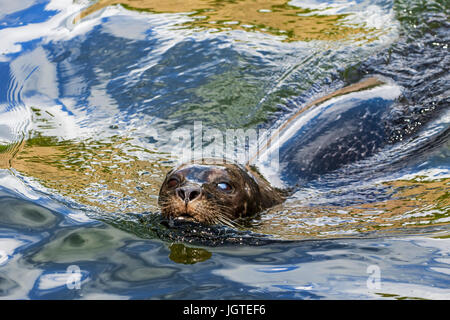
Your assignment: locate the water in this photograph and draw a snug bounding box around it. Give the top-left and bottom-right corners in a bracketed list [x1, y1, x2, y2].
[0, 0, 449, 299]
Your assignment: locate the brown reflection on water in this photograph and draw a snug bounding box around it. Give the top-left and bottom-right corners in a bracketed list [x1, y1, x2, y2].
[76, 0, 379, 42]
[252, 178, 450, 240]
[169, 243, 212, 264]
[0, 140, 24, 169]
[1, 130, 449, 239]
[3, 133, 170, 214]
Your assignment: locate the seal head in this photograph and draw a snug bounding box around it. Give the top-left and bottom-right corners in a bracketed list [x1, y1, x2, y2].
[158, 161, 283, 225]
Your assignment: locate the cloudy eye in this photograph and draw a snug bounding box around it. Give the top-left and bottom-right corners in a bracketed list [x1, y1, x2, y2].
[217, 182, 232, 192]
[167, 178, 179, 189]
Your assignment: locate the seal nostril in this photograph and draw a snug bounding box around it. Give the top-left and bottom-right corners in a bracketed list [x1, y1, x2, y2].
[176, 186, 201, 203]
[189, 190, 200, 201]
[176, 188, 186, 201]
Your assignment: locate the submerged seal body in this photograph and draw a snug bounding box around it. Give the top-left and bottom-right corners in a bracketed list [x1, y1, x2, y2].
[159, 77, 403, 224]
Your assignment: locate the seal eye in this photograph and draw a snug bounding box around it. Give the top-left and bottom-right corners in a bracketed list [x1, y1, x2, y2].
[217, 182, 232, 192]
[167, 178, 179, 189]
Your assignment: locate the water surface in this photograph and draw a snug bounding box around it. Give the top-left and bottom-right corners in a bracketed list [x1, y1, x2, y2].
[0, 0, 449, 299]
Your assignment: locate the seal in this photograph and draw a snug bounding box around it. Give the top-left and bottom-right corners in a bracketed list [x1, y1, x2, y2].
[159, 77, 403, 224]
[158, 161, 284, 225]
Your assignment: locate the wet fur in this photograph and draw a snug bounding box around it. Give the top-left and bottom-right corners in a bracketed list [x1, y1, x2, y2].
[158, 161, 284, 225]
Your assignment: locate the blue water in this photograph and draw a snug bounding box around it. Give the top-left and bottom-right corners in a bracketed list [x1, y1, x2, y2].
[0, 0, 449, 299]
